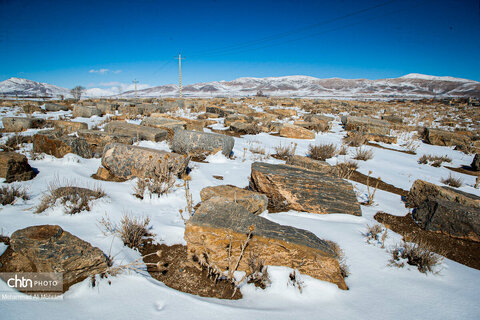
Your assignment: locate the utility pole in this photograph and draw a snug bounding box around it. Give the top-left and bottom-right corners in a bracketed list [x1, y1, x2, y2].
[174, 53, 185, 98]
[133, 79, 138, 98]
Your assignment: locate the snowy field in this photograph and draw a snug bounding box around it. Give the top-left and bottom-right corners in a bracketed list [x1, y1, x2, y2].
[0, 103, 479, 320]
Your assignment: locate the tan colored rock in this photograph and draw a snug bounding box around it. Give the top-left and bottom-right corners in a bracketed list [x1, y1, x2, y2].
[424, 128, 470, 148]
[78, 129, 134, 157]
[279, 124, 315, 139]
[52, 120, 88, 134]
[200, 185, 268, 214]
[104, 121, 168, 142]
[0, 152, 36, 183]
[185, 198, 348, 290]
[33, 133, 93, 158]
[268, 108, 297, 117]
[286, 155, 334, 174]
[405, 179, 480, 208]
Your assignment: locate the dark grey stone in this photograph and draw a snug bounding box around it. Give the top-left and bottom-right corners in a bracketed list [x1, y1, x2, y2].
[171, 130, 234, 156]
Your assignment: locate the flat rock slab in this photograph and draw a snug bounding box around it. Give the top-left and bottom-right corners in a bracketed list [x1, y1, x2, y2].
[185, 198, 347, 290]
[0, 152, 36, 183]
[33, 132, 93, 159]
[413, 199, 480, 242]
[405, 179, 480, 208]
[341, 116, 393, 135]
[52, 120, 88, 134]
[424, 128, 470, 147]
[200, 185, 268, 215]
[78, 129, 134, 157]
[141, 117, 186, 131]
[3, 225, 108, 292]
[101, 143, 189, 180]
[250, 162, 361, 216]
[2, 117, 46, 132]
[279, 124, 315, 139]
[172, 130, 234, 157]
[104, 121, 168, 142]
[44, 103, 69, 112]
[73, 105, 103, 118]
[286, 155, 334, 174]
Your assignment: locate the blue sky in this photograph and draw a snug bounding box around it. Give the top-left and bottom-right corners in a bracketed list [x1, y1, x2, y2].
[0, 0, 479, 89]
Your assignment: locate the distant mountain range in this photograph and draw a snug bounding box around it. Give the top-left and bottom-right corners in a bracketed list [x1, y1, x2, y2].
[1, 74, 479, 99]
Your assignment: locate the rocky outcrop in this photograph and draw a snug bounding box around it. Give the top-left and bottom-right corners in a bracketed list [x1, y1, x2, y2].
[341, 116, 393, 135]
[33, 132, 93, 158]
[405, 179, 480, 208]
[184, 198, 348, 290]
[423, 128, 470, 148]
[44, 103, 69, 112]
[104, 121, 168, 142]
[2, 225, 108, 292]
[141, 117, 186, 132]
[101, 143, 189, 180]
[78, 129, 134, 157]
[279, 124, 315, 139]
[413, 199, 480, 242]
[0, 152, 36, 183]
[2, 117, 46, 132]
[52, 120, 88, 134]
[249, 162, 361, 216]
[200, 185, 268, 215]
[171, 130, 235, 157]
[285, 155, 334, 174]
[206, 106, 234, 117]
[471, 154, 480, 171]
[73, 105, 103, 118]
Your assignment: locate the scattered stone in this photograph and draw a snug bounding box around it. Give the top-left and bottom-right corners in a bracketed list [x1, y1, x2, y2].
[184, 197, 348, 290]
[381, 115, 404, 124]
[472, 154, 480, 171]
[1, 225, 108, 292]
[141, 117, 186, 132]
[200, 185, 268, 215]
[423, 128, 470, 148]
[33, 132, 93, 158]
[341, 116, 393, 135]
[78, 129, 134, 157]
[405, 179, 480, 208]
[52, 120, 88, 134]
[104, 121, 168, 142]
[286, 155, 334, 174]
[44, 103, 69, 112]
[101, 143, 189, 180]
[268, 108, 297, 117]
[206, 106, 234, 117]
[413, 199, 480, 242]
[303, 114, 334, 123]
[0, 152, 36, 183]
[2, 117, 46, 132]
[279, 124, 315, 139]
[172, 130, 234, 157]
[229, 121, 263, 135]
[250, 162, 361, 216]
[73, 105, 103, 118]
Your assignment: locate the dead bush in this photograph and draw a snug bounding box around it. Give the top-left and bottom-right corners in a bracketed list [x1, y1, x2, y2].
[99, 214, 152, 250]
[418, 154, 452, 167]
[337, 144, 348, 155]
[326, 240, 350, 278]
[2, 134, 32, 151]
[389, 240, 443, 274]
[0, 185, 29, 205]
[246, 251, 271, 289]
[273, 142, 297, 160]
[343, 131, 366, 147]
[36, 182, 105, 214]
[288, 270, 305, 293]
[441, 173, 463, 188]
[365, 224, 383, 243]
[333, 160, 358, 179]
[353, 147, 374, 161]
[308, 143, 337, 161]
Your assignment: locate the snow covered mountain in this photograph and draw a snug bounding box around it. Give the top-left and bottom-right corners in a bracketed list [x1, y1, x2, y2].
[119, 74, 480, 98]
[0, 77, 71, 98]
[1, 74, 479, 99]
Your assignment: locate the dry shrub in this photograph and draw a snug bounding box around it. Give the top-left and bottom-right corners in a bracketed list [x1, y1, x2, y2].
[418, 154, 452, 167]
[353, 147, 374, 161]
[99, 214, 152, 249]
[389, 240, 443, 274]
[365, 224, 383, 243]
[337, 144, 348, 155]
[333, 160, 358, 179]
[0, 185, 29, 205]
[246, 252, 271, 289]
[288, 270, 305, 293]
[273, 142, 297, 159]
[248, 141, 267, 155]
[441, 173, 463, 188]
[308, 143, 337, 161]
[326, 240, 349, 278]
[36, 181, 105, 214]
[343, 131, 366, 147]
[2, 134, 32, 151]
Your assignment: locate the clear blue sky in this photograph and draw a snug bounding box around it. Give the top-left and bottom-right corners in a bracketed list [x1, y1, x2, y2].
[1, 0, 479, 89]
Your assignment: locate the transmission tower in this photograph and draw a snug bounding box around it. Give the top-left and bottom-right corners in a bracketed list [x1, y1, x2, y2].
[133, 79, 138, 98]
[174, 53, 185, 98]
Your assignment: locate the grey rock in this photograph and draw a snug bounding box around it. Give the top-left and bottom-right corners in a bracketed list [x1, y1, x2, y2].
[0, 152, 36, 183]
[172, 130, 234, 157]
[104, 121, 168, 142]
[2, 117, 46, 132]
[44, 103, 69, 112]
[73, 105, 103, 118]
[33, 132, 93, 158]
[78, 129, 134, 157]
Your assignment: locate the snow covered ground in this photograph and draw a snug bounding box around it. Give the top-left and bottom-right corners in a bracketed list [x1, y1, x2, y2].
[0, 103, 479, 319]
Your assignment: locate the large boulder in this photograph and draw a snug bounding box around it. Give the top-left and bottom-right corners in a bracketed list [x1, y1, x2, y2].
[44, 103, 69, 112]
[104, 121, 168, 142]
[78, 129, 134, 157]
[250, 162, 361, 216]
[141, 117, 186, 132]
[0, 152, 36, 183]
[341, 116, 393, 135]
[2, 225, 108, 292]
[279, 124, 315, 139]
[52, 120, 88, 134]
[172, 130, 234, 157]
[101, 143, 189, 180]
[413, 199, 480, 242]
[405, 179, 480, 208]
[206, 106, 234, 117]
[423, 128, 470, 148]
[200, 185, 268, 215]
[33, 132, 93, 158]
[471, 154, 480, 171]
[73, 105, 103, 118]
[185, 198, 348, 290]
[2, 117, 46, 132]
[286, 155, 334, 175]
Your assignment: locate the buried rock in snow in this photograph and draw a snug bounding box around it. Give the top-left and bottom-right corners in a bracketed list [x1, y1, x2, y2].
[185, 197, 348, 290]
[0, 225, 108, 292]
[249, 162, 361, 216]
